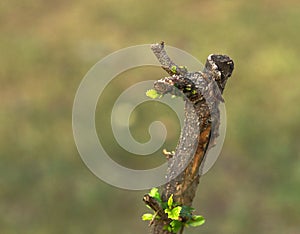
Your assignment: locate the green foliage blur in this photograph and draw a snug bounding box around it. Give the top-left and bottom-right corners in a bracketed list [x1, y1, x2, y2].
[1, 0, 300, 233]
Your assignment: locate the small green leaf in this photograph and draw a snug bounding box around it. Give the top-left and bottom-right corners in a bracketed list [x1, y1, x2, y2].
[163, 224, 173, 232]
[146, 89, 160, 99]
[167, 194, 173, 209]
[191, 90, 197, 94]
[170, 220, 183, 233]
[149, 187, 158, 196]
[148, 188, 162, 203]
[165, 206, 182, 220]
[163, 225, 169, 231]
[186, 215, 205, 227]
[171, 66, 177, 73]
[142, 213, 153, 221]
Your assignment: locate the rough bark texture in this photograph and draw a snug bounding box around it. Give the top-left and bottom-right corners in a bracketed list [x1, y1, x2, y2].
[143, 42, 234, 234]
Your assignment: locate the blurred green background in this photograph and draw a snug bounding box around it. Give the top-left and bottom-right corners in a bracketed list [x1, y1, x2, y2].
[1, 0, 300, 233]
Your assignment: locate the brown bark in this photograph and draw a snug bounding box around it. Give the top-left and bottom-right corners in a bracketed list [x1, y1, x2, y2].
[144, 42, 234, 233]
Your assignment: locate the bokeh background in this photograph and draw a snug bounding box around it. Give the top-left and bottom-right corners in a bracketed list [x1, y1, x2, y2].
[1, 0, 300, 233]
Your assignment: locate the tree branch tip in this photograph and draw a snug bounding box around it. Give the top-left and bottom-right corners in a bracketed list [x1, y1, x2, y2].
[151, 41, 165, 51]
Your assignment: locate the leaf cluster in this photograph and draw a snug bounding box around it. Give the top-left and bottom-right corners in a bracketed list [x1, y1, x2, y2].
[142, 188, 205, 233]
